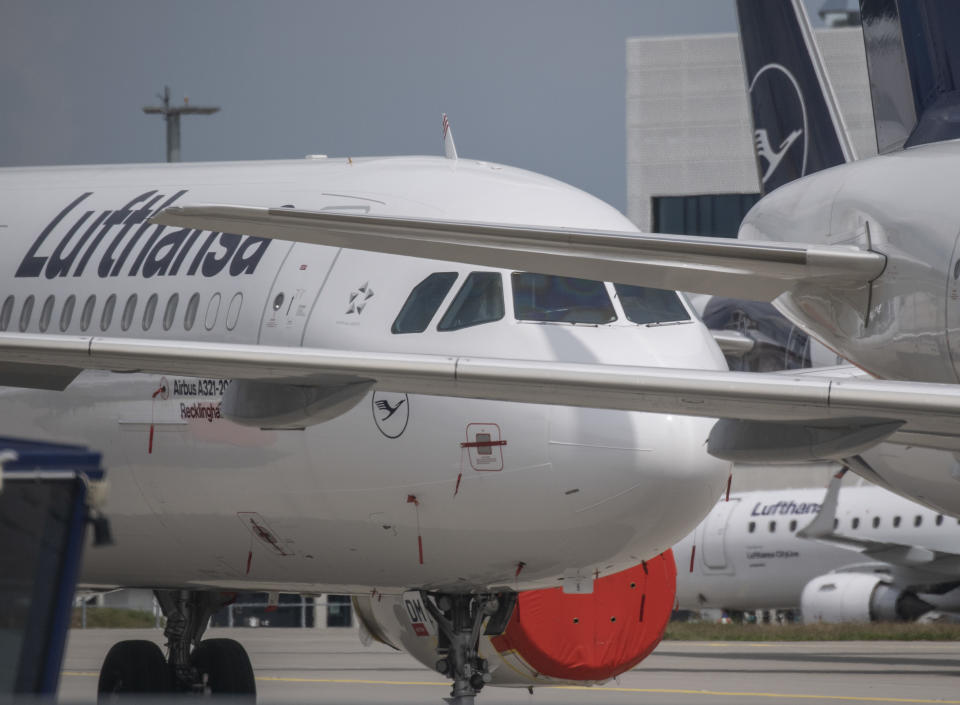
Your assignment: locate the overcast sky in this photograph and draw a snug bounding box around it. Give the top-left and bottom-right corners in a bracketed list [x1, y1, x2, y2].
[0, 1, 826, 213]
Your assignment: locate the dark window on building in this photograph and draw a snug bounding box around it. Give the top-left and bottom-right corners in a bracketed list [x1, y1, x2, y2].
[512, 273, 615, 324]
[652, 193, 762, 237]
[438, 272, 504, 331]
[392, 272, 458, 334]
[614, 284, 690, 325]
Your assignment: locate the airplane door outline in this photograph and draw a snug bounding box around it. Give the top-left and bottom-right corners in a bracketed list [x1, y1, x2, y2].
[700, 498, 739, 573]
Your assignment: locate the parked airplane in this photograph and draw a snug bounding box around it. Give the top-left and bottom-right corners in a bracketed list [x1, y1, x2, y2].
[120, 0, 960, 520]
[2, 3, 960, 702]
[676, 471, 960, 623]
[0, 132, 739, 701]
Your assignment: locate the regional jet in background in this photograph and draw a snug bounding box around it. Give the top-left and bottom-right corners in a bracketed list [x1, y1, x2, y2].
[677, 471, 960, 624]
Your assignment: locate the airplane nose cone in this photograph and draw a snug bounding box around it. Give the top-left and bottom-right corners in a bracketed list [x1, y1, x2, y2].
[550, 406, 729, 558]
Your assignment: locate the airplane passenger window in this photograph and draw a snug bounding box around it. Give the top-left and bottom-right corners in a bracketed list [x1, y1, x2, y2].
[872, 517, 880, 529]
[121, 294, 137, 331]
[142, 294, 158, 331]
[748, 521, 755, 533]
[614, 284, 691, 325]
[852, 517, 860, 529]
[80, 295, 96, 332]
[438, 272, 504, 331]
[38, 295, 55, 332]
[893, 516, 901, 528]
[512, 273, 616, 324]
[100, 294, 116, 331]
[163, 294, 179, 331]
[768, 521, 776, 533]
[59, 294, 76, 332]
[936, 514, 944, 526]
[19, 295, 34, 332]
[225, 292, 243, 331]
[833, 518, 839, 529]
[914, 515, 923, 527]
[392, 272, 458, 334]
[0, 295, 14, 331]
[204, 293, 221, 331]
[789, 520, 797, 532]
[184, 293, 200, 331]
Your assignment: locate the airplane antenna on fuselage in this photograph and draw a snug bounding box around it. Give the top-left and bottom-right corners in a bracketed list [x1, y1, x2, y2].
[442, 113, 458, 160]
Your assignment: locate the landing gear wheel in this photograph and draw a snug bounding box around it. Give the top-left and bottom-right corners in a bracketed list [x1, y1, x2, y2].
[97, 639, 172, 700]
[192, 638, 256, 700]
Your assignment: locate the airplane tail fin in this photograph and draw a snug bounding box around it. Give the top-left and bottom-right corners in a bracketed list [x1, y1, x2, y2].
[736, 0, 854, 194]
[860, 0, 960, 153]
[442, 113, 458, 160]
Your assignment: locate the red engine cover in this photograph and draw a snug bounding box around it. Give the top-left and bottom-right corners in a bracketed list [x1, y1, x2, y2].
[490, 551, 676, 682]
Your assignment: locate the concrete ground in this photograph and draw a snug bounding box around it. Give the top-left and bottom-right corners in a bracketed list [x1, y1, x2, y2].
[59, 627, 960, 704]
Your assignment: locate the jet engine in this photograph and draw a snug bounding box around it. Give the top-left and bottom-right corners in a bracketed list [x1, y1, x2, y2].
[800, 573, 933, 623]
[353, 551, 676, 688]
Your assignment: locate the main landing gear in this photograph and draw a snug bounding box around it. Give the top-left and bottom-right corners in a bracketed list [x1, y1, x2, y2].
[97, 590, 255, 702]
[422, 592, 516, 705]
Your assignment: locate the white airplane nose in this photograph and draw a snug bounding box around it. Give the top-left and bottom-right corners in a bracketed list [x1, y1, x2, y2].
[549, 406, 730, 557]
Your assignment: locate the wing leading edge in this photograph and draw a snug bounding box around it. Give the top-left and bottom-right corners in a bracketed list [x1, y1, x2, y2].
[151, 206, 886, 301]
[1, 332, 959, 447]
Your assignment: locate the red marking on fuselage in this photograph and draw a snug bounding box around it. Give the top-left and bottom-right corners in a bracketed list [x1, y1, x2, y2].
[460, 439, 507, 449]
[689, 545, 696, 573]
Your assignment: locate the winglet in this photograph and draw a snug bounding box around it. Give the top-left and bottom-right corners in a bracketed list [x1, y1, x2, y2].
[797, 467, 847, 539]
[442, 113, 458, 160]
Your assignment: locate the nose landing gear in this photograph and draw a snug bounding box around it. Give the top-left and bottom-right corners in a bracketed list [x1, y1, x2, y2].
[421, 591, 516, 705]
[95, 590, 255, 702]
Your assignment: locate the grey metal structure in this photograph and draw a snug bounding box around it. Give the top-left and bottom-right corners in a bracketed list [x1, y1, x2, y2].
[625, 28, 876, 231]
[142, 86, 220, 163]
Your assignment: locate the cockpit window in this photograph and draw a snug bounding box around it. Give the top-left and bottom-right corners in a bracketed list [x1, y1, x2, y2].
[392, 272, 458, 334]
[438, 272, 504, 331]
[512, 273, 616, 324]
[613, 284, 690, 325]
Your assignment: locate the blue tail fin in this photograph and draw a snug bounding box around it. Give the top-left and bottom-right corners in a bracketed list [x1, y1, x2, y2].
[736, 0, 853, 193]
[860, 0, 960, 153]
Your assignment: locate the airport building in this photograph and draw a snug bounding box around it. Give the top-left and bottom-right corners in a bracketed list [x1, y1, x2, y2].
[626, 26, 876, 233]
[625, 26, 875, 491]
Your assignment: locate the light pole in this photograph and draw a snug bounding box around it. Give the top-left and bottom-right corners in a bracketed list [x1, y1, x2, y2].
[142, 86, 220, 162]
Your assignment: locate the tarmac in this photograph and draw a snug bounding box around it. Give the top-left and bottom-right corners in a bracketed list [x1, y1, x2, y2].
[59, 627, 960, 705]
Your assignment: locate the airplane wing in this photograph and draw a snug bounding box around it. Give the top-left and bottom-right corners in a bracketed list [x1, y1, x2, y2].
[798, 470, 960, 575]
[151, 206, 885, 301]
[2, 332, 960, 459]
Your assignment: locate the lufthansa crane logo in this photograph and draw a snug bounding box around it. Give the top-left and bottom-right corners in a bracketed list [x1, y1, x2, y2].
[372, 391, 409, 438]
[748, 63, 808, 186]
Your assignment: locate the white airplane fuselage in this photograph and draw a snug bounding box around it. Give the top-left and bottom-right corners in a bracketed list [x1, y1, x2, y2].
[675, 485, 960, 612]
[0, 156, 730, 594]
